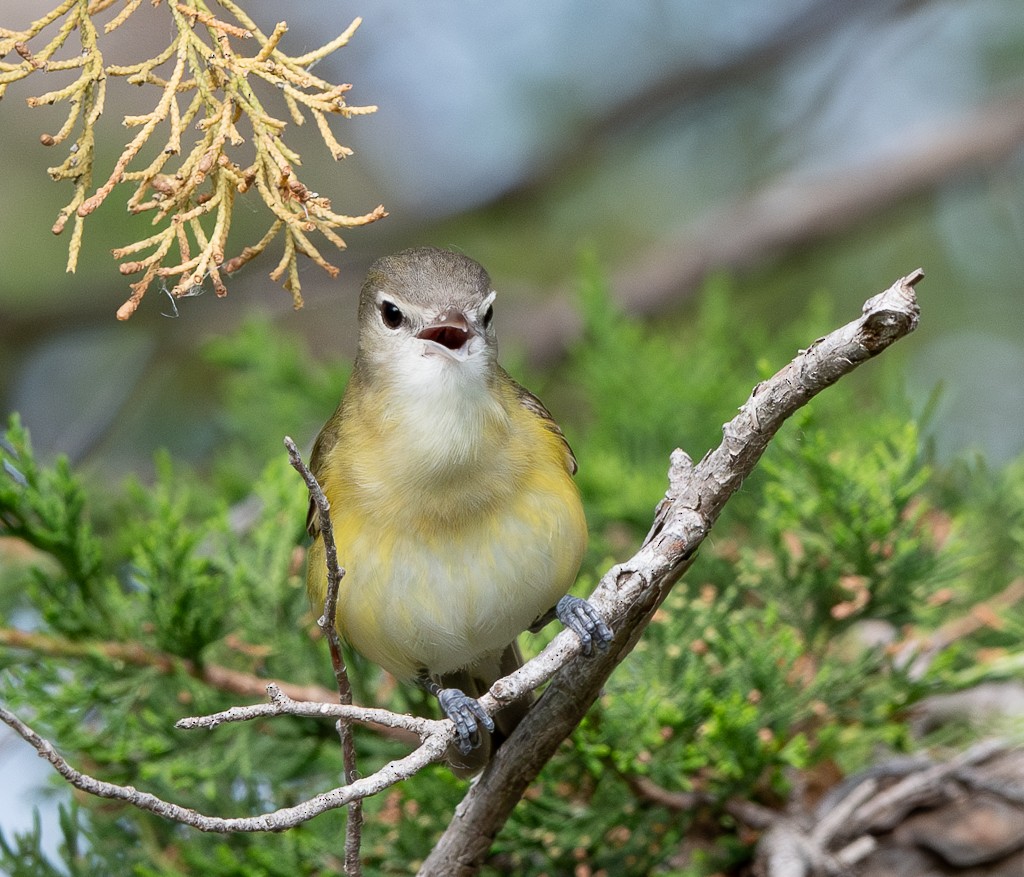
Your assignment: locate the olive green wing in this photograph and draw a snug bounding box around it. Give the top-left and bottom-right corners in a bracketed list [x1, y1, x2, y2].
[504, 367, 578, 476]
[304, 414, 342, 540]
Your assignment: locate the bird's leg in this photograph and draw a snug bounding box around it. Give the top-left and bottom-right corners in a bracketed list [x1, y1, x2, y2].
[554, 595, 612, 655]
[527, 606, 557, 633]
[416, 673, 494, 755]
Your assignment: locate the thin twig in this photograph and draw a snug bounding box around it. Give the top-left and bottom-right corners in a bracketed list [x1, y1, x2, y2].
[624, 774, 780, 831]
[0, 700, 448, 833]
[176, 684, 438, 737]
[285, 436, 362, 876]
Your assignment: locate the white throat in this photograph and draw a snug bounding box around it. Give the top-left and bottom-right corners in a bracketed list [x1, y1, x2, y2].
[388, 344, 504, 474]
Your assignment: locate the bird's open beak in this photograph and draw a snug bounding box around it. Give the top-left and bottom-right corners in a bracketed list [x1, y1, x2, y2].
[417, 312, 481, 361]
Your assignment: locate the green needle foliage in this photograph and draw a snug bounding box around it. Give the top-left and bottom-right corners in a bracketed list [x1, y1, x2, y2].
[1, 267, 1022, 875]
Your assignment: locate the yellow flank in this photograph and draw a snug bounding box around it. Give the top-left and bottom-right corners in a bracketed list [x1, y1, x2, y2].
[306, 363, 587, 682]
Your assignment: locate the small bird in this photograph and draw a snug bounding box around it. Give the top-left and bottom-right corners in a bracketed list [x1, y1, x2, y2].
[306, 247, 610, 775]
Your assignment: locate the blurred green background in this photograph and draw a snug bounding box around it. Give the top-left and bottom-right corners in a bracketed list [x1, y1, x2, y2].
[2, 0, 1024, 866]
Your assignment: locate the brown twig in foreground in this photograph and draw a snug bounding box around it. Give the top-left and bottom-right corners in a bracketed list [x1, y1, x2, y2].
[0, 626, 331, 702]
[0, 622, 417, 746]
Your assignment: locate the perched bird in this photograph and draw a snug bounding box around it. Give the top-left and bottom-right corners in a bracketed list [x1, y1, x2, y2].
[306, 247, 610, 775]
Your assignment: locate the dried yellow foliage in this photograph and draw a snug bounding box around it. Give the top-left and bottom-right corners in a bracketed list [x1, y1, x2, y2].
[0, 0, 386, 319]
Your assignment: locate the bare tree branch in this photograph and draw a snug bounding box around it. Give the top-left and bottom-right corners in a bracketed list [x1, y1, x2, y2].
[175, 683, 441, 737]
[0, 696, 450, 832]
[419, 269, 923, 876]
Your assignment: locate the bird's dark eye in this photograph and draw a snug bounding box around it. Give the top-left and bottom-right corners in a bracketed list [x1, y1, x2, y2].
[380, 300, 403, 329]
[483, 304, 494, 328]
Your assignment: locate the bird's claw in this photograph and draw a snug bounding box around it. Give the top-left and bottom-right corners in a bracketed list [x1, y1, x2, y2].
[556, 594, 612, 656]
[437, 688, 494, 755]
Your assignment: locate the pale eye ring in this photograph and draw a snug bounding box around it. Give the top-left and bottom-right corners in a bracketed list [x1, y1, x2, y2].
[483, 304, 494, 328]
[380, 300, 403, 329]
